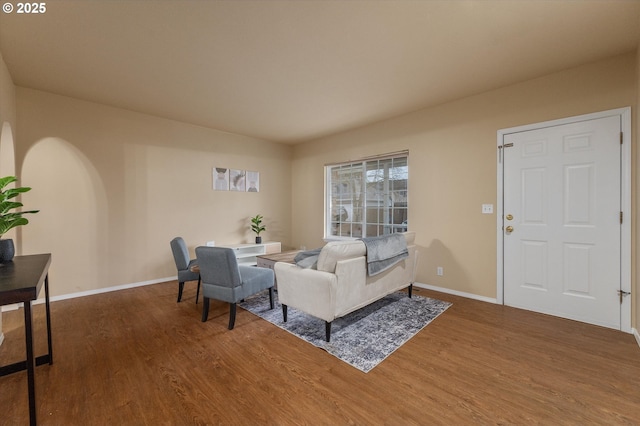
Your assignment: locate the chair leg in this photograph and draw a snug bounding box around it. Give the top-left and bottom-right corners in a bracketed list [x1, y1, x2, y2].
[228, 303, 237, 330]
[282, 304, 288, 322]
[268, 287, 274, 310]
[195, 276, 201, 304]
[177, 281, 185, 303]
[325, 321, 332, 342]
[201, 297, 209, 322]
[408, 283, 413, 298]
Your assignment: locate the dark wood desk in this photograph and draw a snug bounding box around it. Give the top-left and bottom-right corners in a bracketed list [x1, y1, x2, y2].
[0, 254, 53, 426]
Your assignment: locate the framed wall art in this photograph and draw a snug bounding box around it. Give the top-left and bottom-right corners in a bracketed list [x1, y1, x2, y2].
[229, 169, 246, 192]
[246, 171, 259, 192]
[213, 167, 229, 191]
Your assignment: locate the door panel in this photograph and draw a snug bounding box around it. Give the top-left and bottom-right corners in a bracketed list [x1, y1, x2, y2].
[503, 116, 621, 329]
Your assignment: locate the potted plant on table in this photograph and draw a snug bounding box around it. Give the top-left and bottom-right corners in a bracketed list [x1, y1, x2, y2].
[250, 214, 266, 244]
[0, 176, 39, 263]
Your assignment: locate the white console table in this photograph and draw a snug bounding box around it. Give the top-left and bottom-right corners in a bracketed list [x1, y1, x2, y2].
[221, 242, 281, 266]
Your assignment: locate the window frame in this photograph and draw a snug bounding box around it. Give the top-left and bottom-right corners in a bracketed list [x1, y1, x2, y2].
[324, 151, 409, 241]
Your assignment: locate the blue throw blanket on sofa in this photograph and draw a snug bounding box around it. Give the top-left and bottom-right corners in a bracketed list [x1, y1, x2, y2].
[294, 247, 322, 269]
[361, 233, 409, 276]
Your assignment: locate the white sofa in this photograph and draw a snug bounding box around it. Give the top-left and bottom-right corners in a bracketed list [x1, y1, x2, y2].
[274, 232, 417, 341]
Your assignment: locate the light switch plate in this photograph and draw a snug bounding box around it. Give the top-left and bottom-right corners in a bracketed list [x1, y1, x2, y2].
[482, 204, 493, 214]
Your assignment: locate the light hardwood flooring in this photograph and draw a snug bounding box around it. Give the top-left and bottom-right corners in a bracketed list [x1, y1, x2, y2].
[1, 281, 639, 425]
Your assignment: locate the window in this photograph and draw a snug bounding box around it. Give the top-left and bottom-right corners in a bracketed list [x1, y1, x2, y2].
[326, 152, 408, 239]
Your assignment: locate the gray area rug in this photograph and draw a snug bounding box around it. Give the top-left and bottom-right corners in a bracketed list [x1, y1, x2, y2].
[239, 290, 452, 373]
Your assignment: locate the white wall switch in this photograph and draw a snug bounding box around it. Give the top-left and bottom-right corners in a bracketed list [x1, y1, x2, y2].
[437, 267, 444, 276]
[482, 204, 493, 214]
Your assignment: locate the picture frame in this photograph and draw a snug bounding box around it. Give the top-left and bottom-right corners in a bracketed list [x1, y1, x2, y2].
[229, 169, 246, 192]
[213, 167, 229, 191]
[246, 171, 259, 192]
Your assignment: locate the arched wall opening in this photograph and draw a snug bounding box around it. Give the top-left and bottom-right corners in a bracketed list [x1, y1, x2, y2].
[21, 137, 108, 296]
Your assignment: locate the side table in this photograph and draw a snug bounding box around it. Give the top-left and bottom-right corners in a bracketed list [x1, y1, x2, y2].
[0, 254, 53, 426]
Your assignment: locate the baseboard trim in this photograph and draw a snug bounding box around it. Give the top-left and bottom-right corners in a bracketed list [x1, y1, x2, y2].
[413, 282, 498, 304]
[1, 276, 176, 312]
[633, 328, 640, 348]
[0, 332, 4, 348]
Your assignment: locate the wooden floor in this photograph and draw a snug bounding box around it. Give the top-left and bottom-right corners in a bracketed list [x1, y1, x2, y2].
[1, 282, 639, 425]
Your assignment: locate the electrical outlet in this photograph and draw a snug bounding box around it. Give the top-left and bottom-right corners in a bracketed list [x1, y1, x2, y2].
[437, 267, 444, 276]
[482, 204, 494, 214]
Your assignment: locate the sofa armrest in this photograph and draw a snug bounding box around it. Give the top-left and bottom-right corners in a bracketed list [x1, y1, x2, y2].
[274, 262, 338, 322]
[333, 256, 367, 315]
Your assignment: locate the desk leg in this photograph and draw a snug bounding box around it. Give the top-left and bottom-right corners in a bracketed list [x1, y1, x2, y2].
[23, 301, 37, 426]
[44, 274, 53, 364]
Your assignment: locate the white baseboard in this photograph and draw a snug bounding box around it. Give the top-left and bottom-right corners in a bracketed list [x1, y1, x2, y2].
[413, 282, 498, 304]
[1, 276, 176, 312]
[0, 332, 4, 348]
[633, 328, 640, 348]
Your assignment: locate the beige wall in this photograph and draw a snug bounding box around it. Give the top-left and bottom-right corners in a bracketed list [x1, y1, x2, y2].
[15, 88, 292, 297]
[0, 53, 16, 128]
[0, 52, 17, 337]
[291, 53, 637, 306]
[0, 51, 16, 180]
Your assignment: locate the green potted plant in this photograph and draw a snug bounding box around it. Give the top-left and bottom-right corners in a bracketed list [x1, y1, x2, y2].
[250, 214, 266, 244]
[0, 176, 39, 263]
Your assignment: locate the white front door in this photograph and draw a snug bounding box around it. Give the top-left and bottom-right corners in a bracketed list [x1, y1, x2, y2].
[501, 113, 625, 330]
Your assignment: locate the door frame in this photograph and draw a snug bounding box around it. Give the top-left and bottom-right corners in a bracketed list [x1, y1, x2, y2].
[496, 107, 632, 333]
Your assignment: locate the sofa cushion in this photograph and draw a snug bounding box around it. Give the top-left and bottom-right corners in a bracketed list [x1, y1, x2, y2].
[317, 240, 366, 273]
[403, 231, 415, 246]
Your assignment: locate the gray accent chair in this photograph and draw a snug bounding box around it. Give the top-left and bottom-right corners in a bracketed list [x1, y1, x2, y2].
[170, 237, 201, 303]
[196, 246, 275, 329]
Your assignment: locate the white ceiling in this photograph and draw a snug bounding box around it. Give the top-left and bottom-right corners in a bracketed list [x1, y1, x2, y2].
[1, 1, 639, 144]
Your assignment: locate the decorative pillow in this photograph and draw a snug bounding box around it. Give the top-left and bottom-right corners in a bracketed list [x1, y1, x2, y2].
[403, 231, 416, 245]
[294, 248, 322, 269]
